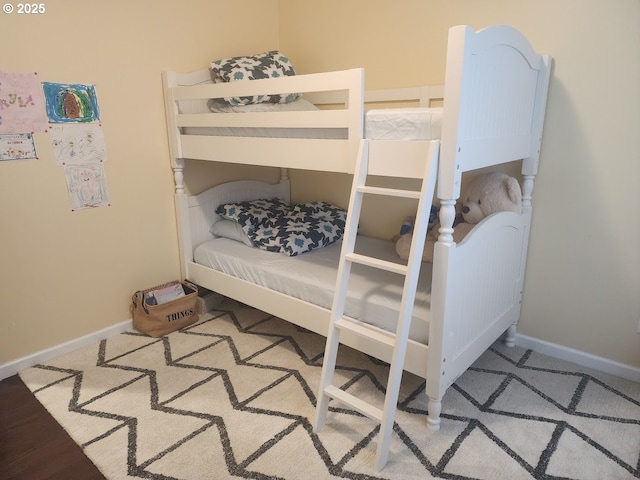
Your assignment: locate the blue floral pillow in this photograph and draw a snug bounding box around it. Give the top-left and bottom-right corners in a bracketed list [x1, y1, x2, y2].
[215, 198, 290, 227]
[272, 202, 347, 256]
[214, 199, 346, 256]
[210, 51, 301, 106]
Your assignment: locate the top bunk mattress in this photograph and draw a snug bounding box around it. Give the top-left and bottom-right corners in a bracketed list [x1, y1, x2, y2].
[365, 107, 442, 141]
[193, 235, 433, 343]
[180, 97, 443, 141]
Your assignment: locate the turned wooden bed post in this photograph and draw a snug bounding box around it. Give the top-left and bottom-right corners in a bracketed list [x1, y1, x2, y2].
[173, 158, 185, 195]
[279, 167, 289, 183]
[504, 173, 535, 347]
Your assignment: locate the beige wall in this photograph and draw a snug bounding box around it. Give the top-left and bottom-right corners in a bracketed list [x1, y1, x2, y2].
[0, 0, 280, 365]
[2, 0, 638, 372]
[279, 0, 640, 368]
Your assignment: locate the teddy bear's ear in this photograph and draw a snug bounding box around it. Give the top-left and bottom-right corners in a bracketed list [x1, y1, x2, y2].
[503, 176, 522, 206]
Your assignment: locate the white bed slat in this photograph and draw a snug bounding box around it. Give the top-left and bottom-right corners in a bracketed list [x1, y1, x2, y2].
[366, 86, 444, 106]
[305, 85, 444, 107]
[177, 110, 350, 129]
[180, 135, 353, 172]
[171, 68, 364, 100]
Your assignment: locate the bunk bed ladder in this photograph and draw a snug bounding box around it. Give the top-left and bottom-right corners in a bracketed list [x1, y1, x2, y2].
[314, 139, 439, 471]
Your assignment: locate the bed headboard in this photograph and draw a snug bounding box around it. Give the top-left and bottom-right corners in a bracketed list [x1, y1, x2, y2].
[186, 179, 291, 251]
[439, 25, 552, 199]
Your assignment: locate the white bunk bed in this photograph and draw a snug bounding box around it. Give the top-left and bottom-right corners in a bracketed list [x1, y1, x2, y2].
[162, 24, 551, 450]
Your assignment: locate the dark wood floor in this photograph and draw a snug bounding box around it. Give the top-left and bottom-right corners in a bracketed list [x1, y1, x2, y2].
[0, 375, 105, 480]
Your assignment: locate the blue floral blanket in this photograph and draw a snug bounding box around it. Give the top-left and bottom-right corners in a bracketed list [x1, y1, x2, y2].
[215, 199, 346, 256]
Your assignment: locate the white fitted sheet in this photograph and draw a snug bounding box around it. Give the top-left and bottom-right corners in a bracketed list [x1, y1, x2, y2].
[193, 235, 432, 343]
[365, 107, 443, 141]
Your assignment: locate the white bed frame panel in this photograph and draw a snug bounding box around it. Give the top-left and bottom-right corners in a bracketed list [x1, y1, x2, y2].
[164, 67, 444, 177]
[164, 68, 365, 173]
[439, 25, 551, 199]
[164, 24, 551, 432]
[186, 260, 431, 378]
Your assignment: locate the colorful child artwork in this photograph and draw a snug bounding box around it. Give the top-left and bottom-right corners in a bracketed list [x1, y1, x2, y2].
[0, 133, 38, 161]
[64, 163, 110, 210]
[50, 124, 107, 165]
[42, 82, 100, 123]
[0, 71, 48, 134]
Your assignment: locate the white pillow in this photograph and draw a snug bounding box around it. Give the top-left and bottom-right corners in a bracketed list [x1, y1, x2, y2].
[210, 219, 253, 246]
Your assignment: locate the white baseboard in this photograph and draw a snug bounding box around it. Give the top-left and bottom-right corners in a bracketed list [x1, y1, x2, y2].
[0, 319, 132, 381]
[516, 333, 640, 383]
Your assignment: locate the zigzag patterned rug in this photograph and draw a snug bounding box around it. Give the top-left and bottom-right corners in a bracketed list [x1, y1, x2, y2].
[20, 300, 640, 479]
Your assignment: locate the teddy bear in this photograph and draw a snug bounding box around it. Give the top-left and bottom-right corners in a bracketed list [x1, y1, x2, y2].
[395, 171, 522, 263]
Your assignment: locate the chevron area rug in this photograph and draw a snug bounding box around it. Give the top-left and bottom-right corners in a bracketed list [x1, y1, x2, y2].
[19, 299, 640, 480]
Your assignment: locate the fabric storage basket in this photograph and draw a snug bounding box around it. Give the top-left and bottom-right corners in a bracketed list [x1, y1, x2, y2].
[196, 287, 224, 314]
[132, 280, 199, 337]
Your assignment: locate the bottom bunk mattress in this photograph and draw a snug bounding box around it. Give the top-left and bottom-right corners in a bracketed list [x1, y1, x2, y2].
[193, 235, 433, 343]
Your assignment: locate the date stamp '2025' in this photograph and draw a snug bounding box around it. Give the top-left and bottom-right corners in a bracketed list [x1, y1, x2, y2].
[3, 3, 46, 14]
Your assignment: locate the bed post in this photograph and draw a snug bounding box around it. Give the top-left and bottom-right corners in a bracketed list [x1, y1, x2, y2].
[503, 173, 534, 347]
[506, 53, 551, 347]
[163, 71, 195, 280]
[424, 197, 457, 430]
[174, 158, 185, 194]
[172, 157, 191, 280]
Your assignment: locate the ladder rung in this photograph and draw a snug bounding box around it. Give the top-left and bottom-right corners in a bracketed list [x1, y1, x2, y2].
[345, 253, 408, 275]
[324, 385, 383, 423]
[336, 317, 396, 348]
[356, 185, 421, 199]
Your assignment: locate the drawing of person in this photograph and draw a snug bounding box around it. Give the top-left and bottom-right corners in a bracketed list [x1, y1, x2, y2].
[77, 166, 100, 205]
[65, 164, 108, 209]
